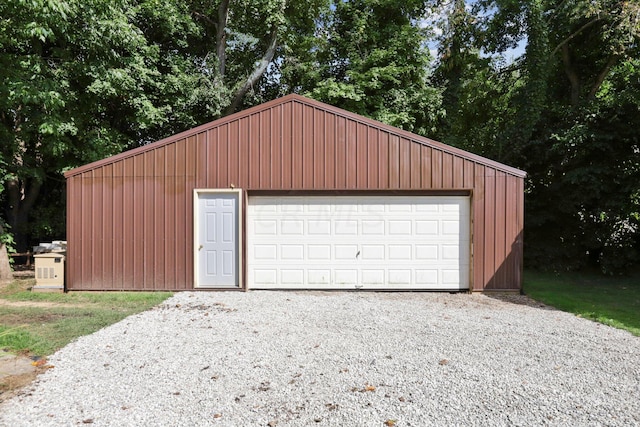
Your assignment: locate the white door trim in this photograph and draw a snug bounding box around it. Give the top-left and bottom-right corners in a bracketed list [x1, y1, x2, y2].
[193, 189, 243, 288]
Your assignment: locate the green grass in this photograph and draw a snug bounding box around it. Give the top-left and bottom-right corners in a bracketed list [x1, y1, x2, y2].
[523, 269, 640, 336]
[0, 279, 172, 356]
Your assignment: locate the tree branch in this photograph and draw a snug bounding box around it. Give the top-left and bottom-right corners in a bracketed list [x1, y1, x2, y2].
[226, 30, 278, 114]
[550, 17, 601, 58]
[191, 11, 216, 27]
[588, 55, 618, 100]
[217, 0, 230, 77]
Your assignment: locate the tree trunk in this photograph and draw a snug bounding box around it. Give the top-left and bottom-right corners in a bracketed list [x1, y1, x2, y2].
[561, 44, 581, 106]
[6, 177, 42, 253]
[225, 29, 278, 114]
[0, 224, 12, 283]
[216, 0, 230, 77]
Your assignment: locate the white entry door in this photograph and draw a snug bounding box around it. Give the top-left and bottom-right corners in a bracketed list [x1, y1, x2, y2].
[195, 190, 242, 288]
[247, 195, 470, 290]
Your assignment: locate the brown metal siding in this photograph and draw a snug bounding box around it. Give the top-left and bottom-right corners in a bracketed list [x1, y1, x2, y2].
[65, 94, 525, 291]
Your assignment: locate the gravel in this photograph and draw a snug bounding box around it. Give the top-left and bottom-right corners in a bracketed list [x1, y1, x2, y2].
[1, 291, 639, 426]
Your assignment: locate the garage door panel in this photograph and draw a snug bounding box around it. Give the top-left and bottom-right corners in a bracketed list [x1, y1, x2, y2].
[335, 270, 358, 285]
[253, 269, 276, 284]
[308, 245, 330, 260]
[248, 195, 470, 290]
[308, 270, 331, 284]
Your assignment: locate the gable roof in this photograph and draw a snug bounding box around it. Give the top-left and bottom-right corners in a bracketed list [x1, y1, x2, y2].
[65, 94, 526, 178]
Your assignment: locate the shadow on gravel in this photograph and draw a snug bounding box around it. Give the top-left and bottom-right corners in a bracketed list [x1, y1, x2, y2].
[482, 292, 557, 311]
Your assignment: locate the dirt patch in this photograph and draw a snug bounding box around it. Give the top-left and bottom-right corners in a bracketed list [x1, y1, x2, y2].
[0, 299, 80, 309]
[0, 312, 66, 326]
[0, 350, 50, 404]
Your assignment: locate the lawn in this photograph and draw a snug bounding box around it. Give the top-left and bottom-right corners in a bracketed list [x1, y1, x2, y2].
[523, 269, 640, 336]
[0, 279, 172, 356]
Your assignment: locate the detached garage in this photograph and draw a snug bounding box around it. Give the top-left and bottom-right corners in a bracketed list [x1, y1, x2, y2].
[65, 94, 525, 292]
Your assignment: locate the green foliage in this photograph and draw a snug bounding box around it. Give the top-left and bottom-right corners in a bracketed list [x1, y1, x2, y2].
[290, 0, 443, 134]
[437, 0, 640, 274]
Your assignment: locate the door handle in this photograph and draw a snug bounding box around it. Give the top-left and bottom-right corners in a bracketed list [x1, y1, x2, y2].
[198, 244, 203, 251]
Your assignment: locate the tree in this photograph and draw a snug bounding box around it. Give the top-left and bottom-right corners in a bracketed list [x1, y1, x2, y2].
[455, 0, 640, 273]
[187, 0, 328, 113]
[0, 0, 213, 255]
[0, 0, 329, 267]
[281, 0, 443, 134]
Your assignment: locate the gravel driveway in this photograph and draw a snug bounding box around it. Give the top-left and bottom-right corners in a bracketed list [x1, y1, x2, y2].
[1, 291, 639, 426]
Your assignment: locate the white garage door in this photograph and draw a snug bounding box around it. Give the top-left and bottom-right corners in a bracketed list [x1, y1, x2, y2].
[247, 195, 470, 290]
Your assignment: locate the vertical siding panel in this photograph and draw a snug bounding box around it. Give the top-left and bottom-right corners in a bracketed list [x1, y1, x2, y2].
[442, 153, 453, 188]
[494, 172, 507, 288]
[174, 139, 187, 289]
[81, 174, 93, 288]
[335, 116, 347, 188]
[237, 117, 248, 188]
[249, 114, 260, 188]
[346, 119, 357, 188]
[483, 167, 496, 289]
[260, 110, 271, 188]
[65, 178, 74, 288]
[368, 127, 379, 189]
[302, 105, 314, 187]
[113, 164, 122, 289]
[185, 136, 196, 289]
[314, 109, 325, 188]
[292, 104, 303, 188]
[87, 173, 97, 288]
[206, 129, 216, 187]
[102, 164, 114, 289]
[133, 155, 145, 289]
[356, 122, 368, 188]
[123, 158, 135, 289]
[154, 148, 166, 289]
[164, 147, 176, 288]
[399, 138, 411, 188]
[218, 126, 229, 188]
[388, 135, 400, 188]
[271, 105, 282, 188]
[144, 151, 155, 289]
[79, 176, 88, 288]
[65, 178, 75, 288]
[516, 177, 525, 289]
[325, 112, 336, 188]
[453, 156, 464, 188]
[410, 141, 421, 189]
[229, 120, 239, 186]
[281, 103, 292, 188]
[93, 168, 103, 289]
[378, 131, 389, 188]
[67, 177, 79, 289]
[196, 132, 207, 188]
[505, 175, 517, 289]
[421, 146, 432, 188]
[432, 150, 443, 189]
[473, 164, 485, 291]
[463, 159, 474, 188]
